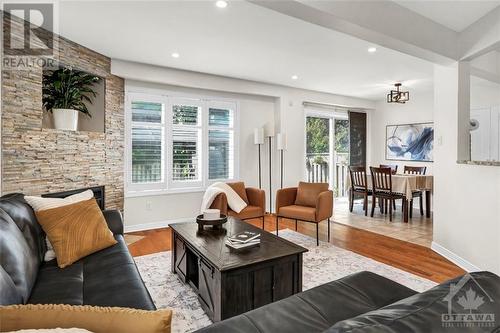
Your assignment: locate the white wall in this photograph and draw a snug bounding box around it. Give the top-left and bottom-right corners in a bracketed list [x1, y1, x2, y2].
[469, 75, 500, 161]
[432, 64, 500, 275]
[370, 91, 434, 174]
[113, 60, 375, 230]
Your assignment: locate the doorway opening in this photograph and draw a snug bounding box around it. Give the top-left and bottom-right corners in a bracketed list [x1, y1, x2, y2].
[305, 110, 349, 198]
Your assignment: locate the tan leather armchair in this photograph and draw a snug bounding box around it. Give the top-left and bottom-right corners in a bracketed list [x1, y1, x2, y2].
[276, 182, 333, 245]
[209, 182, 266, 229]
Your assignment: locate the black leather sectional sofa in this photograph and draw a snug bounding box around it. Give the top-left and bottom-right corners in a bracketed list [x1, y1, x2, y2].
[197, 271, 500, 332]
[0, 192, 155, 310]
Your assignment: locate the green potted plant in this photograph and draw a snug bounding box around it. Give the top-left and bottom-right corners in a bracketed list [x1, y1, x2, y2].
[42, 67, 101, 131]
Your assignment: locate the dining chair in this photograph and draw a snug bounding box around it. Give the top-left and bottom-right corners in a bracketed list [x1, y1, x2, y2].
[348, 166, 371, 216]
[404, 166, 427, 175]
[404, 166, 427, 218]
[379, 164, 398, 175]
[379, 164, 398, 210]
[370, 167, 405, 222]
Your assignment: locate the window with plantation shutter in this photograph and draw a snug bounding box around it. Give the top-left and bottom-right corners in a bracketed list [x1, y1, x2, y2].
[129, 98, 166, 190]
[173, 104, 198, 125]
[132, 101, 162, 123]
[170, 100, 202, 187]
[126, 91, 238, 195]
[172, 129, 199, 181]
[132, 126, 163, 183]
[208, 104, 235, 180]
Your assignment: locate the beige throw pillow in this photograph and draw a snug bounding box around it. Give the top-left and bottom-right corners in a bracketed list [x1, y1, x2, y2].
[0, 304, 172, 333]
[35, 199, 117, 268]
[24, 189, 94, 211]
[24, 190, 95, 262]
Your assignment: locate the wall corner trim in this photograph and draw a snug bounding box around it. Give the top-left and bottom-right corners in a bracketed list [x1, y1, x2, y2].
[123, 218, 192, 233]
[431, 241, 481, 272]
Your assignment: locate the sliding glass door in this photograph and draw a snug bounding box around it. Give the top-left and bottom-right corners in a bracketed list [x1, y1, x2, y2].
[306, 116, 331, 183]
[305, 112, 349, 197]
[333, 118, 349, 197]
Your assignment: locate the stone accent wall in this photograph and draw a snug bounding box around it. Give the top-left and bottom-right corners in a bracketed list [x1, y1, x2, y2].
[1, 14, 124, 210]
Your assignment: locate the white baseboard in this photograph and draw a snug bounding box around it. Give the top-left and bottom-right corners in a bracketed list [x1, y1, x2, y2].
[431, 241, 481, 272]
[124, 217, 192, 233]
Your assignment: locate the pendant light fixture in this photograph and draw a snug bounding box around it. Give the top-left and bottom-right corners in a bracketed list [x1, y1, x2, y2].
[387, 83, 409, 104]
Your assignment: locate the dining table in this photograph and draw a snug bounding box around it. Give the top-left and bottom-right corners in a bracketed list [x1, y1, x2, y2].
[346, 173, 434, 222]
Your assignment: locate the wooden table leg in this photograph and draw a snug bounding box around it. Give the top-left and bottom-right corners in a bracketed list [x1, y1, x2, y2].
[425, 190, 431, 218]
[171, 231, 176, 274]
[403, 199, 409, 223]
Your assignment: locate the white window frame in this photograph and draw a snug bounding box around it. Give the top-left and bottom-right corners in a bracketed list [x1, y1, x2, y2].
[126, 93, 168, 193]
[168, 97, 204, 190]
[125, 87, 240, 197]
[304, 108, 348, 189]
[206, 100, 238, 184]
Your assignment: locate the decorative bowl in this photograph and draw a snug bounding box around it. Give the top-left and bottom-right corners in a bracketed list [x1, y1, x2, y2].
[196, 214, 228, 231]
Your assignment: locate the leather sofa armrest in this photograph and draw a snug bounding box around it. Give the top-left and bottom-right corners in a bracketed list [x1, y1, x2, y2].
[210, 193, 228, 215]
[102, 209, 124, 235]
[316, 190, 333, 222]
[246, 187, 265, 211]
[276, 187, 298, 214]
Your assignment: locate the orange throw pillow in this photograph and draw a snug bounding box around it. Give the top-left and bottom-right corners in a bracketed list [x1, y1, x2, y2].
[227, 182, 249, 204]
[295, 181, 329, 207]
[35, 198, 117, 268]
[0, 304, 172, 333]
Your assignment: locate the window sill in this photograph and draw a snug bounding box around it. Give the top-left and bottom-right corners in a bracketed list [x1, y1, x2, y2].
[125, 187, 206, 198]
[456, 160, 500, 167]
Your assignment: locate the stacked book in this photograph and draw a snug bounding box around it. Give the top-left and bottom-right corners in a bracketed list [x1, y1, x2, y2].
[225, 231, 261, 250]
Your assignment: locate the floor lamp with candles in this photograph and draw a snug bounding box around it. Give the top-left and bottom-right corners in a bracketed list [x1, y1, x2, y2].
[277, 133, 287, 188]
[253, 128, 264, 189]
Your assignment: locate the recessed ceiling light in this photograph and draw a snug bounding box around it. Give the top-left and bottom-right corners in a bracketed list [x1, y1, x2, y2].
[291, 75, 298, 80]
[216, 1, 228, 8]
[171, 52, 180, 58]
[368, 47, 377, 53]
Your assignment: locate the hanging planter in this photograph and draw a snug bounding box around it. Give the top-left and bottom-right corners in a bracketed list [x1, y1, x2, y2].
[43, 67, 100, 131]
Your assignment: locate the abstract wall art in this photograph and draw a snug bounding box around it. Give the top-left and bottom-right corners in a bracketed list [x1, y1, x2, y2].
[386, 123, 434, 162]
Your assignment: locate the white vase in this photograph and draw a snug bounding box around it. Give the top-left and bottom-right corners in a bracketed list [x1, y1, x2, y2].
[52, 108, 79, 131]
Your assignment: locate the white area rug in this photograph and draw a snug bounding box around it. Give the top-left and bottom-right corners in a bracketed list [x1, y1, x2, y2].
[134, 229, 437, 333]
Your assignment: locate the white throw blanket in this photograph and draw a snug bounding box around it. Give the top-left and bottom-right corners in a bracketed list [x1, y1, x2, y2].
[200, 182, 247, 213]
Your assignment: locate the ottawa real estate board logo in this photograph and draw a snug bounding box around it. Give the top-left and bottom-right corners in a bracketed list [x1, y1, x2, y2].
[2, 2, 57, 69]
[442, 274, 496, 329]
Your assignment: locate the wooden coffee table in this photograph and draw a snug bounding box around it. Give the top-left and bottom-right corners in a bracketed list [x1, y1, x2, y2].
[170, 217, 307, 322]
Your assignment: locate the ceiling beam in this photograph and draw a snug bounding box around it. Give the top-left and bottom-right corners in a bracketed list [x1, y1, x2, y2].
[471, 66, 500, 84]
[249, 0, 459, 65]
[459, 5, 500, 61]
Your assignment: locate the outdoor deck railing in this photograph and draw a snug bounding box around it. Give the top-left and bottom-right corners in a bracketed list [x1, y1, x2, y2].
[306, 152, 349, 197]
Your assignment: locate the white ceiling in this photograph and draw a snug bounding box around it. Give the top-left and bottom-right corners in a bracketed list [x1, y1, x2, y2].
[58, 1, 436, 101]
[394, 0, 500, 32]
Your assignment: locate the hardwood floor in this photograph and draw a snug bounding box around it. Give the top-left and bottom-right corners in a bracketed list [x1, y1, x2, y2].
[127, 215, 465, 284]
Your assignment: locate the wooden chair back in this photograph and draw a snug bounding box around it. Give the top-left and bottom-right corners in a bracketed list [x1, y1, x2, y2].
[370, 167, 393, 193]
[379, 164, 398, 175]
[404, 166, 427, 175]
[349, 166, 368, 191]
